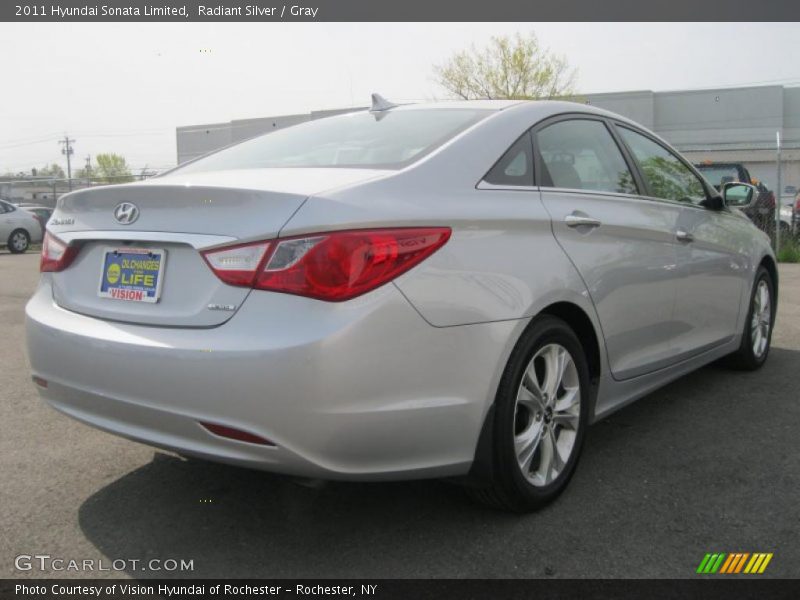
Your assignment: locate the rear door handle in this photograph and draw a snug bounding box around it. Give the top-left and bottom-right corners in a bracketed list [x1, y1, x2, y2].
[565, 214, 602, 228]
[676, 230, 694, 243]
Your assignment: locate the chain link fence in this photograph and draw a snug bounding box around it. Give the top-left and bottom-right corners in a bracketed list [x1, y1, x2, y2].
[745, 190, 800, 262]
[0, 173, 160, 210]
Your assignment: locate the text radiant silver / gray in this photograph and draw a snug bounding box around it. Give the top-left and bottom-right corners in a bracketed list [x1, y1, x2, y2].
[26, 100, 777, 511]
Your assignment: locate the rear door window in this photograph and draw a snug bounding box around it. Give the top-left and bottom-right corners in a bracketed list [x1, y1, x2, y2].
[535, 119, 637, 195]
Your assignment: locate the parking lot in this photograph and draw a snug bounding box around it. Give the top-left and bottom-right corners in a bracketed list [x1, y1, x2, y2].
[1, 250, 798, 579]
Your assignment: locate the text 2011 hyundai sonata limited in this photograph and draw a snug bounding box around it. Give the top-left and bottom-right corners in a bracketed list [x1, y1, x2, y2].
[26, 99, 776, 511]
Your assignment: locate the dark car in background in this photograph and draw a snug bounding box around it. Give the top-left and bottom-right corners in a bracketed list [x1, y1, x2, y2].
[694, 161, 776, 234]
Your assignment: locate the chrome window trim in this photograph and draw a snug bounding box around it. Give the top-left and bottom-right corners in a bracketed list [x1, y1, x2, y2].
[477, 181, 725, 216]
[476, 181, 540, 192]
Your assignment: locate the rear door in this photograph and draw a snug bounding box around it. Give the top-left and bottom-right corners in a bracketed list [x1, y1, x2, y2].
[534, 116, 683, 380]
[616, 126, 746, 358]
[0, 201, 27, 241]
[0, 201, 11, 240]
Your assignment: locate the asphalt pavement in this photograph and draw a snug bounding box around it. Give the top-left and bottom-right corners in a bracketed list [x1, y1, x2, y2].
[1, 250, 798, 579]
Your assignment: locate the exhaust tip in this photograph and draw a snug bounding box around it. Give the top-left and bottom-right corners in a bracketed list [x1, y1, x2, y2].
[199, 421, 275, 446]
[32, 376, 48, 389]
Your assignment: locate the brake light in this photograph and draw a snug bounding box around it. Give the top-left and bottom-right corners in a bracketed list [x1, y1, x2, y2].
[795, 197, 800, 213]
[201, 241, 271, 286]
[40, 232, 79, 272]
[202, 228, 451, 302]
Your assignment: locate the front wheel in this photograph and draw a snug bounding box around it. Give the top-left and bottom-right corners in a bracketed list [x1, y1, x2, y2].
[724, 266, 774, 371]
[7, 229, 30, 254]
[468, 315, 590, 512]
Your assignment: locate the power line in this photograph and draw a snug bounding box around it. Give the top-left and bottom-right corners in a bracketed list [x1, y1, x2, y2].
[0, 137, 62, 150]
[0, 129, 172, 150]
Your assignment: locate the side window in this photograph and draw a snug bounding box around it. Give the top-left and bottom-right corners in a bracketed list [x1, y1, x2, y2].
[535, 119, 637, 195]
[484, 132, 533, 187]
[618, 127, 706, 205]
[0, 202, 9, 214]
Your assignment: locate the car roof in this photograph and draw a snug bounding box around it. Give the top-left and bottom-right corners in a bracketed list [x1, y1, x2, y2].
[392, 99, 524, 111]
[392, 99, 651, 130]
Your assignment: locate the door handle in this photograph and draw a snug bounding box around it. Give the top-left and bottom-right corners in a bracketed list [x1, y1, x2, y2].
[676, 230, 694, 243]
[565, 214, 602, 228]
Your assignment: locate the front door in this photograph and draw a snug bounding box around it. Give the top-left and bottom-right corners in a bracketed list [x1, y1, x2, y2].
[614, 125, 746, 359]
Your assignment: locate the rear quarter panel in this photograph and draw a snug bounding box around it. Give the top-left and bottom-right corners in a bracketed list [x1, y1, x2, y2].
[280, 173, 598, 329]
[279, 101, 607, 335]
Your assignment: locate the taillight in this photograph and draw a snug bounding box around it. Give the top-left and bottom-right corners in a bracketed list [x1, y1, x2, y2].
[202, 227, 451, 302]
[201, 241, 271, 286]
[795, 197, 800, 213]
[40, 232, 79, 272]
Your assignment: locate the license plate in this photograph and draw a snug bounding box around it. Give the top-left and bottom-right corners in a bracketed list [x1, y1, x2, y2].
[98, 247, 166, 303]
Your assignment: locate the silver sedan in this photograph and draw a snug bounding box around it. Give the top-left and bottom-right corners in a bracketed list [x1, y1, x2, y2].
[26, 99, 776, 511]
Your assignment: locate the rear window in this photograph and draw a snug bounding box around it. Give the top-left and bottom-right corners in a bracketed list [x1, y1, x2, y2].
[177, 109, 491, 173]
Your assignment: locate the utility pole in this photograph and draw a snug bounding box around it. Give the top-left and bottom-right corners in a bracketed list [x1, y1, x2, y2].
[776, 131, 782, 254]
[84, 155, 92, 184]
[59, 136, 75, 191]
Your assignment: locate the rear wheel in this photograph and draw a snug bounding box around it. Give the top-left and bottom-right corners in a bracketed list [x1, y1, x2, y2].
[7, 229, 30, 254]
[468, 315, 590, 512]
[724, 266, 774, 371]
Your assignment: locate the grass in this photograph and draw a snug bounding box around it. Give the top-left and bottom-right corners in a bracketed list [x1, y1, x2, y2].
[777, 240, 800, 263]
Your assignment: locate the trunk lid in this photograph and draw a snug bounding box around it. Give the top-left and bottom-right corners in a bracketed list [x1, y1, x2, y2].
[47, 168, 389, 327]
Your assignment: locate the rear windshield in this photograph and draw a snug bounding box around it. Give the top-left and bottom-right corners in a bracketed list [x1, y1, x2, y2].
[177, 109, 491, 173]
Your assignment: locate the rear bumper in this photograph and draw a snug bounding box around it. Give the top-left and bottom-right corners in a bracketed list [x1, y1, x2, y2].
[26, 277, 521, 480]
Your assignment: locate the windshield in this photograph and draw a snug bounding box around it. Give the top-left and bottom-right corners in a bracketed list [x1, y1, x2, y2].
[695, 165, 741, 187]
[176, 109, 491, 173]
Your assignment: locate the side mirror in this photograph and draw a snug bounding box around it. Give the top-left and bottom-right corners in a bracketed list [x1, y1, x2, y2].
[722, 182, 757, 209]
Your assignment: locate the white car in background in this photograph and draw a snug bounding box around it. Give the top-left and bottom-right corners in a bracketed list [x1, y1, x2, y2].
[0, 199, 43, 253]
[20, 205, 54, 235]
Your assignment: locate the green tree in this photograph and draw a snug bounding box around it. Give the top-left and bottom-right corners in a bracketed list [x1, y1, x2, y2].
[35, 163, 66, 179]
[434, 33, 577, 101]
[93, 153, 134, 184]
[74, 162, 94, 180]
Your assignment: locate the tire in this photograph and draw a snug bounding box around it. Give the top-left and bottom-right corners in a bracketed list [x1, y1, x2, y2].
[468, 315, 591, 512]
[7, 229, 30, 254]
[723, 266, 774, 371]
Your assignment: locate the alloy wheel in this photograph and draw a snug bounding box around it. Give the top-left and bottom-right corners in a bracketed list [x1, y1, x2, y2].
[514, 343, 581, 487]
[11, 232, 28, 252]
[751, 279, 771, 358]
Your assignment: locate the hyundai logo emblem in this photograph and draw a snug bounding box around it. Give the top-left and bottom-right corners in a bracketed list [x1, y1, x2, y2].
[113, 202, 139, 225]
